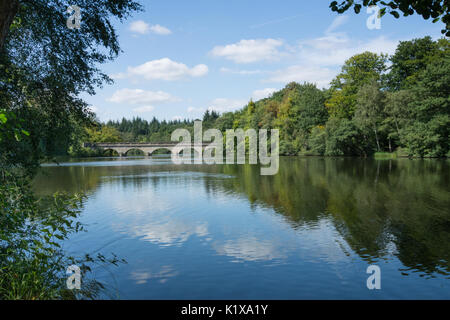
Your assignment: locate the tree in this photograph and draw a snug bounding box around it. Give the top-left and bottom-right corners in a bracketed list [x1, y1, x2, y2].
[326, 52, 387, 119]
[387, 37, 447, 90]
[329, 0, 450, 36]
[308, 125, 327, 155]
[324, 118, 368, 156]
[203, 109, 219, 124]
[0, 0, 19, 49]
[402, 52, 450, 157]
[291, 83, 328, 133]
[0, 0, 142, 165]
[383, 89, 414, 150]
[0, 1, 141, 299]
[269, 82, 328, 153]
[354, 82, 385, 152]
[86, 126, 122, 143]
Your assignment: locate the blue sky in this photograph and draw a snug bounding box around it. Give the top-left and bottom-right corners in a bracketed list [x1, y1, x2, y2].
[83, 0, 444, 122]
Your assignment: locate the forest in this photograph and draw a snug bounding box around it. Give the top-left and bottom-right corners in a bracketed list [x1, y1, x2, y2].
[80, 36, 449, 158]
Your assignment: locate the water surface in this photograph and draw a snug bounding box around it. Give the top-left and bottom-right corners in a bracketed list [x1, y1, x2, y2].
[34, 157, 450, 299]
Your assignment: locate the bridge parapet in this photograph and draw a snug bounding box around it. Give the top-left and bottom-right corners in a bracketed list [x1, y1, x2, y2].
[84, 142, 208, 147]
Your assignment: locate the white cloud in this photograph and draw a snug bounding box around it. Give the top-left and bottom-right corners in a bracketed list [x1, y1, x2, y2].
[265, 16, 400, 88]
[187, 106, 204, 113]
[205, 89, 277, 115]
[129, 20, 150, 34]
[129, 20, 172, 35]
[211, 39, 283, 63]
[252, 88, 277, 100]
[267, 65, 337, 89]
[111, 58, 208, 81]
[208, 98, 247, 113]
[149, 24, 172, 35]
[108, 89, 178, 105]
[133, 106, 155, 113]
[325, 15, 349, 34]
[220, 67, 264, 75]
[297, 34, 398, 67]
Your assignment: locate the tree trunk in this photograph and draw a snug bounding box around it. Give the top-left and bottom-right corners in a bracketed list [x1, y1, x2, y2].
[0, 0, 19, 50]
[374, 127, 380, 152]
[394, 117, 400, 135]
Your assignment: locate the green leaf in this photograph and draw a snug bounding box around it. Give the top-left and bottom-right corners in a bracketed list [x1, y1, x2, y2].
[390, 11, 400, 18]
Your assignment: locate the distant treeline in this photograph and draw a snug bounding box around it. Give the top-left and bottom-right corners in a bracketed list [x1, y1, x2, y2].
[80, 36, 449, 158]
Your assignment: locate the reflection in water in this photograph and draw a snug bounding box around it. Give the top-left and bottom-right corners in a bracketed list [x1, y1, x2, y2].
[33, 157, 450, 298]
[213, 237, 287, 262]
[130, 266, 178, 285]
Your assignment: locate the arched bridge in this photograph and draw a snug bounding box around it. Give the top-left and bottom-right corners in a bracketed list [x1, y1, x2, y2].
[83, 142, 209, 156]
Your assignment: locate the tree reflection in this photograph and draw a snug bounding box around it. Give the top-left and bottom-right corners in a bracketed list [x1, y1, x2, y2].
[33, 157, 450, 277]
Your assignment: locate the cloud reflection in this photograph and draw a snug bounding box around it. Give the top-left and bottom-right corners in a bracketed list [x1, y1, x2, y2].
[130, 265, 178, 284]
[213, 237, 286, 262]
[130, 221, 209, 247]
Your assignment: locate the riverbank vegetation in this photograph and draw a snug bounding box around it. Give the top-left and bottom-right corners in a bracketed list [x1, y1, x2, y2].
[82, 37, 449, 159]
[0, 0, 141, 299]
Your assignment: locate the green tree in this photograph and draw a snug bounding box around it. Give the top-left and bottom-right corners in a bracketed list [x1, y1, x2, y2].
[308, 126, 327, 155]
[326, 52, 387, 119]
[382, 90, 414, 152]
[325, 118, 367, 156]
[387, 37, 447, 90]
[402, 53, 450, 157]
[354, 82, 385, 152]
[0, 0, 142, 299]
[86, 126, 122, 143]
[0, 0, 142, 165]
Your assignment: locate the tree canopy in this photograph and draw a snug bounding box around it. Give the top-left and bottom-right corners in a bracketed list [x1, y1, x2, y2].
[0, 0, 142, 168]
[0, 0, 142, 299]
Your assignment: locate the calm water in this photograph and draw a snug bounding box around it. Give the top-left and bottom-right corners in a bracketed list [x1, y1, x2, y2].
[34, 157, 450, 299]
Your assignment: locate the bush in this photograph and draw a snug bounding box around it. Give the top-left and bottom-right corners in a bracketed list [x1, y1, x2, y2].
[279, 140, 297, 156]
[0, 175, 124, 299]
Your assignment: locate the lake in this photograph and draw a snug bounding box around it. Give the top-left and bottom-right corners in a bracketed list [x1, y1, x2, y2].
[33, 156, 450, 299]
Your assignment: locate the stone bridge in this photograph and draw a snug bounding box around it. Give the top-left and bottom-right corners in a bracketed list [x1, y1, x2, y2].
[83, 142, 209, 156]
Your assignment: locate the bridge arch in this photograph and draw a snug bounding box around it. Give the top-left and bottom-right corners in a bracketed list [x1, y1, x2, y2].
[124, 148, 145, 156]
[147, 147, 171, 156]
[103, 148, 119, 157]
